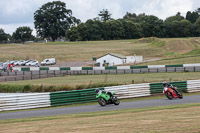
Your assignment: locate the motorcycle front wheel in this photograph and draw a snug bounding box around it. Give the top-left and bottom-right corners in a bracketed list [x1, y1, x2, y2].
[113, 96, 120, 105]
[98, 98, 106, 106]
[165, 92, 173, 100]
[178, 92, 183, 99]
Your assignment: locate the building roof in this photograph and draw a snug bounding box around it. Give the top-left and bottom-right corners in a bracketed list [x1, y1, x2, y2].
[97, 53, 126, 59]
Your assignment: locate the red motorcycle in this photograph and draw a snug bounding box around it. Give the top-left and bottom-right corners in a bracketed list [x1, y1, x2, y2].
[163, 83, 183, 100]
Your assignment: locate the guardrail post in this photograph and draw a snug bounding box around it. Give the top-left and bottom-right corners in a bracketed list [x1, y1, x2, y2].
[31, 71, 32, 80]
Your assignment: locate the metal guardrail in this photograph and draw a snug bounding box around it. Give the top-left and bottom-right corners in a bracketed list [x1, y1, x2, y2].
[0, 93, 50, 111]
[0, 80, 200, 111]
[187, 80, 200, 93]
[104, 83, 150, 99]
[1, 66, 200, 82]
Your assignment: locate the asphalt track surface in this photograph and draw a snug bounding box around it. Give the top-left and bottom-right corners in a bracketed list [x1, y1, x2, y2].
[0, 95, 200, 120]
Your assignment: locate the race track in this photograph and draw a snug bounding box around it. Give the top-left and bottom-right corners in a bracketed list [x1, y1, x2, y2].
[0, 95, 200, 120]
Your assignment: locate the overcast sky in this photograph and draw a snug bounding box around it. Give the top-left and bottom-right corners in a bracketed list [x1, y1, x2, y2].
[0, 0, 200, 35]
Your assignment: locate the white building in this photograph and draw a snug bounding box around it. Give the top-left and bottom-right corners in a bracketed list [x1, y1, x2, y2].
[95, 53, 143, 67]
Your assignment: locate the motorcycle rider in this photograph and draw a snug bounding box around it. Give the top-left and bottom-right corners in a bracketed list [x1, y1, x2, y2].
[95, 88, 114, 99]
[163, 82, 179, 95]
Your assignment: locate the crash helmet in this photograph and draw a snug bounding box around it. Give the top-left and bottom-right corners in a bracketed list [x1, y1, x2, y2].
[162, 81, 167, 87]
[95, 88, 99, 93]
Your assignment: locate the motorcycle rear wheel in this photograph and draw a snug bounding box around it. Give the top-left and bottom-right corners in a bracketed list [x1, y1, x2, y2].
[98, 98, 106, 106]
[165, 92, 173, 100]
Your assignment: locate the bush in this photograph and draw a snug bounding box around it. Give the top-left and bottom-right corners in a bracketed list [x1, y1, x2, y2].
[0, 82, 123, 93]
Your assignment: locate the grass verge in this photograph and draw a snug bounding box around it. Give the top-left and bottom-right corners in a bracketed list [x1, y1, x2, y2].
[1, 72, 200, 92]
[0, 103, 200, 133]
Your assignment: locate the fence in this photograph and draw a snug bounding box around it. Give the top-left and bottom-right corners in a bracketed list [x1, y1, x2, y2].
[0, 93, 50, 111]
[1, 65, 200, 82]
[104, 83, 150, 99]
[187, 80, 200, 93]
[50, 88, 103, 106]
[0, 80, 200, 111]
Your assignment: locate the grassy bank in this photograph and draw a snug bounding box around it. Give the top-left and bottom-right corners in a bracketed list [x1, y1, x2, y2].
[1, 37, 200, 63]
[0, 103, 200, 133]
[0, 72, 200, 92]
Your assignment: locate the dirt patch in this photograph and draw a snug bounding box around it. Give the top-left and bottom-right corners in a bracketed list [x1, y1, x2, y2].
[164, 39, 198, 54]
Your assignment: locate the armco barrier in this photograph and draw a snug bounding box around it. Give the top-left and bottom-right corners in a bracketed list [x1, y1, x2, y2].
[150, 81, 187, 94]
[187, 80, 200, 92]
[104, 83, 150, 99]
[0, 93, 50, 111]
[50, 88, 103, 106]
[8, 63, 200, 72]
[1, 64, 200, 81]
[0, 80, 200, 111]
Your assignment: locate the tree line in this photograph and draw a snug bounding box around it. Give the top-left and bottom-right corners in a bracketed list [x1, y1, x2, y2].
[0, 1, 200, 43]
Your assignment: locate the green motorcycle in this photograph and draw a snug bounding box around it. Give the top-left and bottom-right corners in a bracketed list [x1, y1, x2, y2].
[96, 90, 120, 106]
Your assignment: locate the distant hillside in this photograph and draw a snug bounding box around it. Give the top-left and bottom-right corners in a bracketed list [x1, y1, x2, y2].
[0, 37, 200, 63]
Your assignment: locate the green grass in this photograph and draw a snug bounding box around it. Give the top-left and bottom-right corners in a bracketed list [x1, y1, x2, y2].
[185, 49, 200, 55]
[1, 72, 200, 92]
[1, 72, 200, 87]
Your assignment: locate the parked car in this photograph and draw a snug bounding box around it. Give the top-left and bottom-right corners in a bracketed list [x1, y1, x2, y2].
[41, 58, 56, 66]
[25, 60, 39, 66]
[24, 60, 33, 65]
[10, 60, 18, 65]
[16, 60, 26, 66]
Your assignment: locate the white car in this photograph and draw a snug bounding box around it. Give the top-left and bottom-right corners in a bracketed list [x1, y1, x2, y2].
[41, 58, 56, 65]
[26, 60, 39, 66]
[11, 60, 19, 65]
[16, 60, 26, 66]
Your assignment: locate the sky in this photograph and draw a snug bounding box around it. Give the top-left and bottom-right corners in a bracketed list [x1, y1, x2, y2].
[0, 0, 200, 36]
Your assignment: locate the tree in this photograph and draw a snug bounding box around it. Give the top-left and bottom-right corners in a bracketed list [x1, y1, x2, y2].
[165, 12, 184, 23]
[0, 28, 9, 43]
[98, 9, 112, 22]
[77, 23, 89, 41]
[84, 19, 102, 40]
[164, 19, 192, 37]
[66, 26, 79, 41]
[196, 8, 200, 15]
[107, 20, 124, 39]
[195, 17, 200, 36]
[12, 26, 33, 43]
[120, 20, 142, 39]
[186, 11, 199, 23]
[180, 19, 192, 37]
[123, 12, 137, 19]
[139, 15, 165, 37]
[34, 1, 80, 41]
